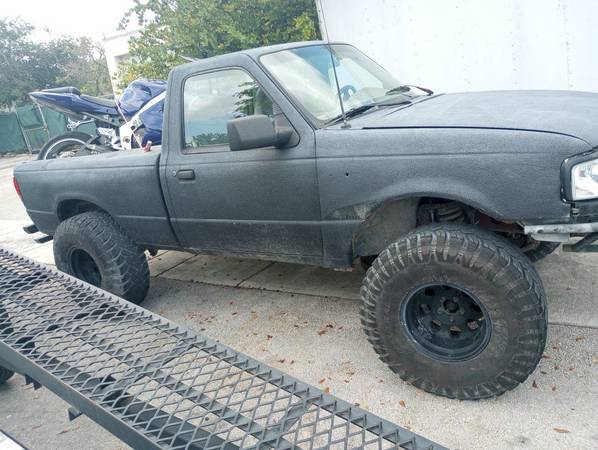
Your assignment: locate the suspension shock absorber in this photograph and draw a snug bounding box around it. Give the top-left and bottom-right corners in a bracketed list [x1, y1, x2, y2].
[417, 201, 466, 225]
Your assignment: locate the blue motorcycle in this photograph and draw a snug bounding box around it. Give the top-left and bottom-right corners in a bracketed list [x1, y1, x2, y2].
[29, 79, 166, 159]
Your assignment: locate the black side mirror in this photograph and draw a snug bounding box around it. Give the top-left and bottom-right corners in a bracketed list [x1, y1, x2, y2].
[227, 115, 293, 151]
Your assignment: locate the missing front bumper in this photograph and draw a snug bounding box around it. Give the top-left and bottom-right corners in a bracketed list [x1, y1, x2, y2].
[524, 222, 598, 235]
[524, 223, 598, 251]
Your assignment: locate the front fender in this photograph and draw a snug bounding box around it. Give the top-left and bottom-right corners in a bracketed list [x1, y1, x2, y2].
[316, 127, 582, 224]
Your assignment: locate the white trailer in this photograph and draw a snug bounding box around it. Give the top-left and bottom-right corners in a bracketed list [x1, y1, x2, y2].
[316, 0, 598, 93]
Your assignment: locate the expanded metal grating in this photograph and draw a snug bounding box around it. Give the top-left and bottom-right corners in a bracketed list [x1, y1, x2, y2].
[0, 248, 446, 450]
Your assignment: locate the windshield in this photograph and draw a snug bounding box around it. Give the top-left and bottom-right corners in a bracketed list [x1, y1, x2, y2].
[260, 44, 410, 126]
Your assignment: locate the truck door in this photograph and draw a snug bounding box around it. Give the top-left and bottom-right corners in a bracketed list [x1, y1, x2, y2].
[162, 64, 322, 263]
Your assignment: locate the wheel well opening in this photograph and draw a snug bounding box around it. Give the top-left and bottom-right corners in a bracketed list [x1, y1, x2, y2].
[57, 200, 103, 221]
[416, 197, 522, 234]
[354, 196, 526, 261]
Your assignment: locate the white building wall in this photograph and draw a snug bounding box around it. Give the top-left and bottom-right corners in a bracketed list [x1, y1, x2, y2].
[103, 29, 140, 94]
[316, 0, 598, 93]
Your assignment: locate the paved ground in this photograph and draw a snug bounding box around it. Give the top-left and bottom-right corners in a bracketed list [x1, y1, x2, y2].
[0, 155, 596, 449]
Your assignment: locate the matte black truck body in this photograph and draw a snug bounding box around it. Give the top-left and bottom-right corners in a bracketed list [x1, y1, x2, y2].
[13, 41, 598, 399]
[14, 42, 598, 267]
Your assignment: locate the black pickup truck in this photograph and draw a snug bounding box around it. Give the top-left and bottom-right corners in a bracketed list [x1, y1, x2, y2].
[13, 41, 598, 400]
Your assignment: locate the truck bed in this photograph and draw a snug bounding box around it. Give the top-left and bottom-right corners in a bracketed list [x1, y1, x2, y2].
[13, 149, 179, 249]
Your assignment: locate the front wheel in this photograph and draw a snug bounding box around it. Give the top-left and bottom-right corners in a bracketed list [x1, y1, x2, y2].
[360, 224, 547, 400]
[38, 132, 93, 160]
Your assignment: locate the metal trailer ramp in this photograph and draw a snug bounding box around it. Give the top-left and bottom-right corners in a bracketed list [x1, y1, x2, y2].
[0, 248, 446, 450]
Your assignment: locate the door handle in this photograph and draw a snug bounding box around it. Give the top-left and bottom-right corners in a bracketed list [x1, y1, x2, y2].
[176, 169, 195, 180]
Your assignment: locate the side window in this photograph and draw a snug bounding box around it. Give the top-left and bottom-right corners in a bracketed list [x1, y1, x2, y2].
[183, 69, 274, 150]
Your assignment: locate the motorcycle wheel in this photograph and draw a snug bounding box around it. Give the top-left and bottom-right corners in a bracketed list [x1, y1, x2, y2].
[37, 132, 93, 160]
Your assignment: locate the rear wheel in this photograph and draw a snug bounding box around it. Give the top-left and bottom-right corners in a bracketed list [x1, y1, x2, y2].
[53, 211, 150, 303]
[360, 224, 547, 399]
[38, 132, 92, 159]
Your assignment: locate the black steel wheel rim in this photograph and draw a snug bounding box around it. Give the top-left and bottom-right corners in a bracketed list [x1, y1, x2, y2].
[400, 283, 491, 362]
[70, 249, 102, 287]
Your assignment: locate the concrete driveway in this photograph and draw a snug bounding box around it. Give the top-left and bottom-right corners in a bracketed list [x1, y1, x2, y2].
[0, 155, 596, 449]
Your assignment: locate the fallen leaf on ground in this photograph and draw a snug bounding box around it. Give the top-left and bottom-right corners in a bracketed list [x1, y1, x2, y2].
[317, 329, 327, 335]
[399, 400, 406, 407]
[551, 386, 556, 391]
[278, 359, 285, 363]
[266, 335, 273, 340]
[324, 387, 330, 394]
[575, 335, 585, 341]
[553, 428, 570, 433]
[542, 354, 551, 360]
[319, 378, 326, 384]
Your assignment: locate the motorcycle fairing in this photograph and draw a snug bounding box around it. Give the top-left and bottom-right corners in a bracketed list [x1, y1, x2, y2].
[119, 79, 167, 118]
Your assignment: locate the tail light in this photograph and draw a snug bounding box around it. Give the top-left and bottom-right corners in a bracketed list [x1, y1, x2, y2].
[13, 176, 23, 201]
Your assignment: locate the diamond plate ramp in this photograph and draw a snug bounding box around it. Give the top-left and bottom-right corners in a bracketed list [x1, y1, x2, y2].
[0, 248, 446, 450]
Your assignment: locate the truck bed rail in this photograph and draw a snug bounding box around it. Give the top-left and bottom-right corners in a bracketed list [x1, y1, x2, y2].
[0, 248, 445, 450]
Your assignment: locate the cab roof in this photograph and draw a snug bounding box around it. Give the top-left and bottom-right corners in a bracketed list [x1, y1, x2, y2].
[171, 40, 344, 75]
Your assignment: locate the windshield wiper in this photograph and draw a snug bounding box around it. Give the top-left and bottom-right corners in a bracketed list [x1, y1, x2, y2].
[326, 103, 377, 125]
[386, 84, 434, 96]
[326, 100, 411, 126]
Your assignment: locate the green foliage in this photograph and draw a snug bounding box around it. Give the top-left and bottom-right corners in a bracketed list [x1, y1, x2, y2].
[119, 0, 320, 84]
[191, 132, 228, 147]
[0, 18, 111, 108]
[53, 37, 112, 97]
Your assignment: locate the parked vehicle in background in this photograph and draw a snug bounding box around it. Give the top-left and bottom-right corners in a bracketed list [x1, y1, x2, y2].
[14, 41, 598, 400]
[29, 79, 166, 159]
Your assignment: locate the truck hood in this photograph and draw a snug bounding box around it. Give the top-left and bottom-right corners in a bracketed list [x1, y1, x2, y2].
[350, 90, 598, 146]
